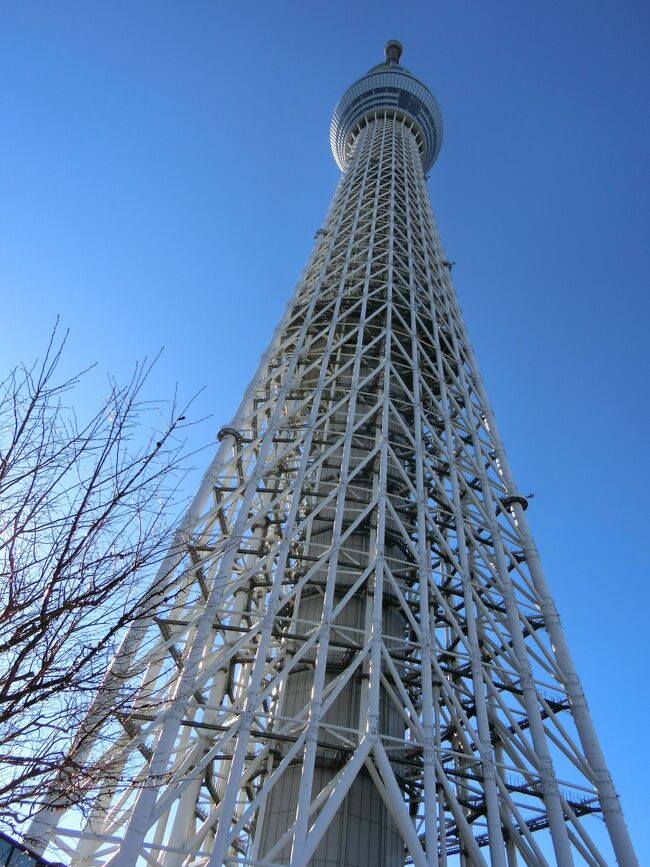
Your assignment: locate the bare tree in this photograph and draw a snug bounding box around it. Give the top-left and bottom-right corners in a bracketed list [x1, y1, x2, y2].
[0, 325, 196, 828]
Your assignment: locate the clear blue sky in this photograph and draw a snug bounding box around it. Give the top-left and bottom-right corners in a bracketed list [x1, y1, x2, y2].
[1, 1, 648, 858]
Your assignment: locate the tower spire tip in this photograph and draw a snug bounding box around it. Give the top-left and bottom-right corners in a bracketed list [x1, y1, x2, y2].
[384, 39, 403, 65]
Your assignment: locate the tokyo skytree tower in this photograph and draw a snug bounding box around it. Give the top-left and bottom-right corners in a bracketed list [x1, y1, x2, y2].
[30, 40, 637, 867]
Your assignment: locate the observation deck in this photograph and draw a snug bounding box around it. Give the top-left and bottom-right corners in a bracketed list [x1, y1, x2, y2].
[330, 39, 444, 173]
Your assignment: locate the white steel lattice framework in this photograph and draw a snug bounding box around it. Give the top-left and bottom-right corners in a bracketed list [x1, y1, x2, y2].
[30, 41, 638, 867]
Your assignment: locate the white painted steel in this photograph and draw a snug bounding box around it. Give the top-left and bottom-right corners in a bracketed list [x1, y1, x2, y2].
[29, 46, 637, 867]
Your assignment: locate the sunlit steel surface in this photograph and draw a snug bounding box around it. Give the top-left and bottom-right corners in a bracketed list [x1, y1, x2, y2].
[29, 41, 637, 867]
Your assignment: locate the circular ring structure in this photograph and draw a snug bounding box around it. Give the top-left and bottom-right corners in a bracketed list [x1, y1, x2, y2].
[330, 51, 443, 173]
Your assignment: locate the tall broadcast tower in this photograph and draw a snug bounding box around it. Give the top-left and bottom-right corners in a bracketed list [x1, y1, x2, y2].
[31, 41, 637, 867]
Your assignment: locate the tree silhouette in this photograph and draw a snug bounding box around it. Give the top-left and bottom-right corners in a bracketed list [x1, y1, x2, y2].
[0, 324, 196, 829]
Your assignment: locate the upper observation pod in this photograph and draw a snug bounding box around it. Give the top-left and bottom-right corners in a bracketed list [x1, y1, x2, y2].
[330, 40, 444, 173]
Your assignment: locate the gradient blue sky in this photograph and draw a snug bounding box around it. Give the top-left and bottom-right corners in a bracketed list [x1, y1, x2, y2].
[1, 1, 648, 858]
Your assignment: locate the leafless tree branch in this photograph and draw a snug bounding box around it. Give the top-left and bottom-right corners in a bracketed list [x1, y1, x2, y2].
[0, 322, 202, 828]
